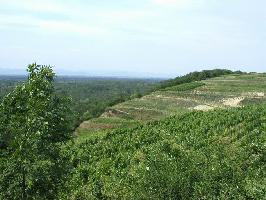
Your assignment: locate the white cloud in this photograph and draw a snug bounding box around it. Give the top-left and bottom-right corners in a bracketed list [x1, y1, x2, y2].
[0, 0, 69, 13]
[0, 13, 106, 35]
[39, 20, 106, 35]
[96, 10, 156, 22]
[151, 0, 188, 6]
[150, 0, 204, 9]
[0, 0, 159, 36]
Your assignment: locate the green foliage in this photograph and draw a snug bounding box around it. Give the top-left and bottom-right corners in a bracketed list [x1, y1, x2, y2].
[64, 104, 266, 199]
[0, 64, 72, 199]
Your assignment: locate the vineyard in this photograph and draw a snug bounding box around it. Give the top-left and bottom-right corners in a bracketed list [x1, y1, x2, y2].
[67, 72, 266, 199]
[65, 104, 266, 199]
[77, 73, 266, 137]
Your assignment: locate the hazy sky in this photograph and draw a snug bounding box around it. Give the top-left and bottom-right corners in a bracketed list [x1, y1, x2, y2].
[0, 0, 265, 77]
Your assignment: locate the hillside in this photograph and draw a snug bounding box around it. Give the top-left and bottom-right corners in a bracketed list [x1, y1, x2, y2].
[65, 103, 266, 199]
[77, 73, 266, 136]
[64, 72, 266, 199]
[1, 67, 266, 199]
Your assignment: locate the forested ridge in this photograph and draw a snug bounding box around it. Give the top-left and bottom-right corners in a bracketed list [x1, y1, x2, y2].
[0, 64, 265, 199]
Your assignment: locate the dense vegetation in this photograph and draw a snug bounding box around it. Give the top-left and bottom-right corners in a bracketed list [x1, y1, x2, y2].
[64, 104, 266, 199]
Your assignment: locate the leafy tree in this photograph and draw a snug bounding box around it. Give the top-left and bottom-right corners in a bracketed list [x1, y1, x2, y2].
[0, 64, 72, 199]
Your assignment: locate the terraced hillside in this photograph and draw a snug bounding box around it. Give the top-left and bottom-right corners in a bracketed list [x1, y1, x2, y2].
[66, 103, 266, 199]
[77, 73, 266, 136]
[66, 72, 266, 199]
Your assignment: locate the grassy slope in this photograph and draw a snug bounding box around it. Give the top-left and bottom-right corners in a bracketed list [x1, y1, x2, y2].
[62, 73, 266, 199]
[77, 73, 266, 137]
[65, 104, 266, 199]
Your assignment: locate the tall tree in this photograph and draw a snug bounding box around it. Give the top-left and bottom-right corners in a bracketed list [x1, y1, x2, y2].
[0, 64, 72, 199]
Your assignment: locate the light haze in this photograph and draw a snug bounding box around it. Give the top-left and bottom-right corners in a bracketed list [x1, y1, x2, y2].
[0, 0, 265, 77]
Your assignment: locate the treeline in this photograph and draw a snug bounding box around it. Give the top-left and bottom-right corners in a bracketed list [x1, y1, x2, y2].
[159, 69, 244, 89]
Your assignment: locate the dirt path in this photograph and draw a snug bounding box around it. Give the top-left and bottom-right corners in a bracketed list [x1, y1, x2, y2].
[193, 105, 214, 111]
[222, 97, 244, 107]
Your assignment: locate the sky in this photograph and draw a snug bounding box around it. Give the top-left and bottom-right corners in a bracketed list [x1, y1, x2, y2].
[0, 0, 265, 78]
